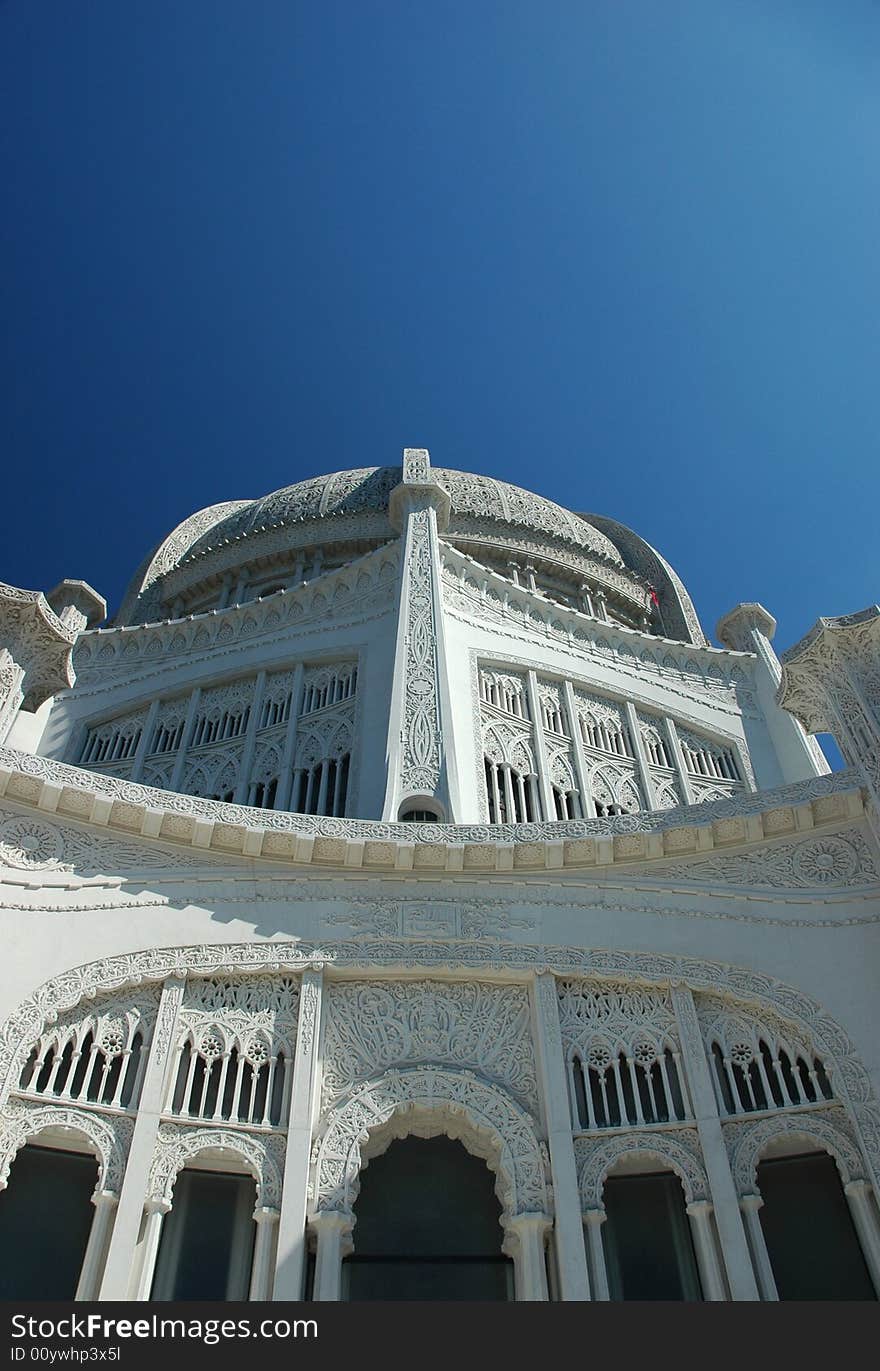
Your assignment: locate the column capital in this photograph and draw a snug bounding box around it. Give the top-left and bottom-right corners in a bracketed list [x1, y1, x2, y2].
[582, 1208, 607, 1229]
[686, 1199, 715, 1219]
[144, 1197, 172, 1217]
[253, 1205, 281, 1226]
[91, 1189, 119, 1211]
[309, 1208, 355, 1238]
[739, 1191, 764, 1213]
[844, 1177, 872, 1199]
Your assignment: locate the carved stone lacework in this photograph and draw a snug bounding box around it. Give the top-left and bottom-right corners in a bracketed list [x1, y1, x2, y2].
[661, 831, 877, 891]
[479, 669, 529, 720]
[4, 743, 854, 843]
[723, 1108, 866, 1194]
[558, 981, 687, 1129]
[1, 939, 878, 1196]
[323, 900, 535, 940]
[575, 1127, 709, 1209]
[148, 1121, 285, 1210]
[311, 1066, 550, 1219]
[321, 980, 538, 1114]
[0, 807, 212, 875]
[697, 993, 835, 1115]
[0, 1097, 133, 1195]
[172, 976, 298, 1125]
[588, 764, 644, 814]
[15, 985, 160, 1113]
[652, 775, 685, 810]
[399, 509, 442, 794]
[0, 585, 78, 711]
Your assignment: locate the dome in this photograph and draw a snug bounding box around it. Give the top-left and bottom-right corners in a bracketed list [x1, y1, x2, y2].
[157, 467, 626, 573]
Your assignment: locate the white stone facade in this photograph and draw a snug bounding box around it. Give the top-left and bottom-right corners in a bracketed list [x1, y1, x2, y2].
[0, 450, 878, 1301]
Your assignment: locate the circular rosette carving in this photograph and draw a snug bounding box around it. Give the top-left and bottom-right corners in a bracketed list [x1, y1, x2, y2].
[792, 837, 859, 886]
[317, 818, 346, 838]
[0, 817, 65, 870]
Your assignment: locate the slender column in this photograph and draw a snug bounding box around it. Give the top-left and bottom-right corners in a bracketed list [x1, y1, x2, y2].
[624, 701, 657, 810]
[530, 974, 592, 1300]
[670, 985, 759, 1300]
[169, 688, 201, 793]
[249, 1208, 280, 1301]
[75, 1191, 118, 1300]
[133, 1200, 170, 1300]
[526, 671, 556, 822]
[216, 573, 234, 610]
[273, 969, 324, 1301]
[309, 1211, 354, 1302]
[582, 1210, 610, 1300]
[664, 718, 696, 805]
[234, 670, 267, 804]
[276, 666, 308, 806]
[739, 1194, 778, 1300]
[0, 652, 25, 745]
[503, 1214, 550, 1300]
[99, 977, 185, 1300]
[687, 1201, 727, 1300]
[129, 699, 160, 784]
[563, 680, 595, 818]
[845, 1180, 880, 1295]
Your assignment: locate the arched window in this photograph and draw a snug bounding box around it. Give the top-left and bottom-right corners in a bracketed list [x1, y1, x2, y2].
[602, 1170, 702, 1301]
[571, 1044, 687, 1130]
[0, 1145, 99, 1299]
[484, 758, 537, 823]
[151, 1168, 256, 1301]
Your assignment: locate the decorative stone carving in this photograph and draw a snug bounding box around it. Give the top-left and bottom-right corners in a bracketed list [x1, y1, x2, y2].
[148, 1121, 284, 1210]
[312, 1066, 549, 1219]
[658, 831, 876, 890]
[399, 509, 442, 795]
[723, 1108, 866, 1194]
[575, 1127, 709, 1209]
[321, 980, 538, 1113]
[0, 1096, 133, 1196]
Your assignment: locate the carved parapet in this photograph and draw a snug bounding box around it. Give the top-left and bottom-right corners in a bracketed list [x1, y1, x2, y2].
[0, 581, 83, 713]
[778, 606, 880, 735]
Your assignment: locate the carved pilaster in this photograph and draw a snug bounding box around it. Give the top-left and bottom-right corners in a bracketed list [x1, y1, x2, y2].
[383, 449, 458, 819]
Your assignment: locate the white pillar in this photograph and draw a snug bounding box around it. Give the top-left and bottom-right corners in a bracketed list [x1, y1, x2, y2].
[75, 1191, 118, 1301]
[526, 671, 556, 822]
[664, 718, 696, 805]
[273, 968, 324, 1301]
[530, 974, 591, 1300]
[739, 1193, 778, 1300]
[276, 663, 305, 810]
[625, 700, 657, 810]
[309, 1211, 354, 1301]
[249, 1207, 280, 1301]
[582, 1210, 610, 1300]
[169, 688, 201, 793]
[99, 977, 185, 1300]
[687, 1200, 727, 1300]
[504, 1214, 550, 1300]
[845, 1179, 880, 1296]
[671, 985, 759, 1300]
[133, 1200, 169, 1300]
[129, 699, 160, 785]
[563, 680, 595, 818]
[234, 669, 267, 804]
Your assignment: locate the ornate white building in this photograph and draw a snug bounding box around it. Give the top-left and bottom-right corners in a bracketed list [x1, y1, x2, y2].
[0, 449, 878, 1301]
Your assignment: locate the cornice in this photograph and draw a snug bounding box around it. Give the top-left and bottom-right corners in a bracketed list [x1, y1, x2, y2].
[0, 744, 865, 879]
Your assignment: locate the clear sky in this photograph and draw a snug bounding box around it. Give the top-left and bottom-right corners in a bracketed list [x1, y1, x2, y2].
[2, 1, 878, 670]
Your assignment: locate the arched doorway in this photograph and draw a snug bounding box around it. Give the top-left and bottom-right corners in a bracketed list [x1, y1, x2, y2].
[151, 1168, 256, 1300]
[757, 1151, 876, 1300]
[343, 1136, 514, 1300]
[0, 1143, 98, 1298]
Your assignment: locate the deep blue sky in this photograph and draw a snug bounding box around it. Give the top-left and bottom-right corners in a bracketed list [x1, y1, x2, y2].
[2, 2, 878, 663]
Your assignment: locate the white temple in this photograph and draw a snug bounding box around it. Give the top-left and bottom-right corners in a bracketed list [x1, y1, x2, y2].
[0, 448, 878, 1301]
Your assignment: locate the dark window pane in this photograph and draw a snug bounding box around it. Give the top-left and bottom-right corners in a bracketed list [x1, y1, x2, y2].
[603, 1171, 702, 1301]
[152, 1169, 255, 1301]
[758, 1152, 875, 1300]
[344, 1136, 513, 1301]
[0, 1145, 97, 1299]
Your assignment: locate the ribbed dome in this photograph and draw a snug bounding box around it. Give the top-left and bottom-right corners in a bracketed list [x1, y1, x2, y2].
[170, 466, 625, 571]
